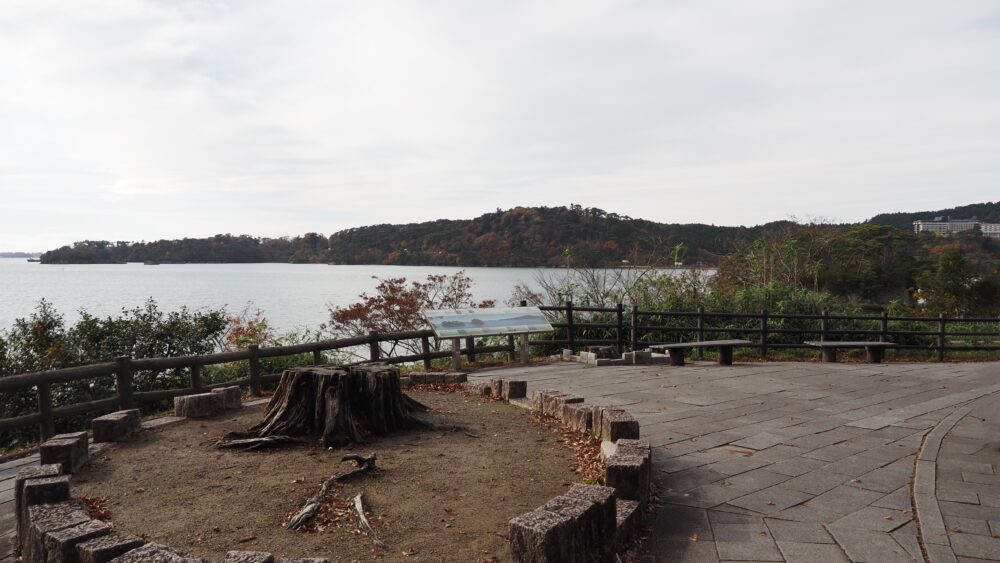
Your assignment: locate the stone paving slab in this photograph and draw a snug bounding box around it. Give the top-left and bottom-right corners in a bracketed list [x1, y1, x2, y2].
[471, 360, 1000, 562]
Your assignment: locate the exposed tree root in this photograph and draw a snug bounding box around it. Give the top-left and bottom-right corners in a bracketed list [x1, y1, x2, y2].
[287, 452, 378, 531]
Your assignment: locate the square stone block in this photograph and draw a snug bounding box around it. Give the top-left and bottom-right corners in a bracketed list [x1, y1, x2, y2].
[616, 439, 652, 461]
[461, 381, 490, 396]
[107, 542, 209, 562]
[44, 518, 111, 562]
[19, 474, 72, 547]
[509, 508, 574, 562]
[541, 495, 608, 562]
[40, 432, 89, 474]
[76, 532, 145, 563]
[615, 499, 641, 553]
[442, 372, 468, 384]
[565, 483, 618, 560]
[592, 407, 623, 440]
[489, 378, 504, 398]
[211, 386, 243, 410]
[583, 346, 617, 359]
[15, 463, 62, 542]
[545, 394, 583, 418]
[502, 380, 527, 400]
[531, 389, 557, 412]
[560, 404, 593, 433]
[224, 551, 276, 563]
[600, 410, 640, 442]
[92, 409, 142, 443]
[606, 453, 651, 508]
[562, 349, 573, 361]
[173, 392, 224, 418]
[25, 501, 90, 563]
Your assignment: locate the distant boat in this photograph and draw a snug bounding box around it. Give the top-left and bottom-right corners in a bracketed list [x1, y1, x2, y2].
[26, 258, 40, 262]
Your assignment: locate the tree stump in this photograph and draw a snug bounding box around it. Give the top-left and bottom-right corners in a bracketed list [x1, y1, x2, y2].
[245, 365, 427, 448]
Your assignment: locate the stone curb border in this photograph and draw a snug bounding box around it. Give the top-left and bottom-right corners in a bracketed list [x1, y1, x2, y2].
[16, 386, 332, 563]
[461, 377, 651, 562]
[911, 394, 999, 563]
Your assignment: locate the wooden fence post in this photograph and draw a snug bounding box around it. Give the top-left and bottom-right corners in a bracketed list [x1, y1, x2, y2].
[520, 333, 530, 364]
[115, 355, 133, 410]
[37, 383, 54, 439]
[506, 334, 515, 363]
[421, 336, 432, 370]
[880, 309, 889, 343]
[451, 338, 461, 370]
[465, 336, 475, 364]
[191, 364, 203, 392]
[312, 349, 323, 365]
[616, 303, 624, 354]
[565, 301, 575, 353]
[820, 309, 829, 342]
[696, 307, 705, 359]
[248, 344, 262, 397]
[369, 331, 381, 361]
[760, 309, 769, 361]
[630, 304, 639, 351]
[938, 313, 946, 362]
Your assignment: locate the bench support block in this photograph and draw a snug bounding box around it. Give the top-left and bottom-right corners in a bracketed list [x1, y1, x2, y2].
[718, 346, 734, 365]
[668, 348, 685, 366]
[821, 348, 838, 363]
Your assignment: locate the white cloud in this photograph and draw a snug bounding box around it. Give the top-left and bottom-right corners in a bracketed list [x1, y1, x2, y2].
[1, 0, 999, 250]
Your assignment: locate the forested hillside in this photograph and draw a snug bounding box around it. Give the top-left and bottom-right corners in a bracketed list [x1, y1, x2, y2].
[40, 206, 772, 267]
[868, 201, 1000, 229]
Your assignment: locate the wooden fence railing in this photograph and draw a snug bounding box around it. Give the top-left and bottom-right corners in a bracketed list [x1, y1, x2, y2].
[528, 302, 1000, 362]
[0, 329, 516, 439]
[3, 302, 999, 440]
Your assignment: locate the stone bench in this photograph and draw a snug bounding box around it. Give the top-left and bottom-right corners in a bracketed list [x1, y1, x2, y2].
[648, 339, 752, 366]
[804, 340, 896, 363]
[39, 432, 89, 473]
[211, 386, 243, 410]
[174, 392, 224, 418]
[91, 410, 141, 443]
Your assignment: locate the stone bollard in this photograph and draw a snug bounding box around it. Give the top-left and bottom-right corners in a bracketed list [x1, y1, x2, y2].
[40, 432, 89, 474]
[105, 542, 209, 562]
[211, 386, 243, 410]
[76, 531, 145, 563]
[44, 519, 111, 562]
[544, 394, 583, 418]
[24, 501, 90, 563]
[224, 552, 276, 563]
[91, 410, 141, 443]
[174, 393, 224, 418]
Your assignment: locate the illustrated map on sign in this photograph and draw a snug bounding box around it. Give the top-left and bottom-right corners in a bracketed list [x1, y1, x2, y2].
[422, 306, 553, 338]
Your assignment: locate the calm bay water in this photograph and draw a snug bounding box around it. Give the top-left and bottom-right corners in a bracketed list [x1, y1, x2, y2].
[0, 259, 555, 333]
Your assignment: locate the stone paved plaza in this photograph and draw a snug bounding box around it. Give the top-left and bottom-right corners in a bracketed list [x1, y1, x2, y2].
[472, 360, 1000, 562]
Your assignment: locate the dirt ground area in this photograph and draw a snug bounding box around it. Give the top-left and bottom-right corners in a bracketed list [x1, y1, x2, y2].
[74, 390, 580, 562]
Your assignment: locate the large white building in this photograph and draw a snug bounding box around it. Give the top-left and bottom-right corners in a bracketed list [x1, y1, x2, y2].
[913, 217, 1000, 238]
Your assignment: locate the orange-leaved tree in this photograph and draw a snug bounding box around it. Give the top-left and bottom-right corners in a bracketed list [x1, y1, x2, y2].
[327, 272, 494, 360]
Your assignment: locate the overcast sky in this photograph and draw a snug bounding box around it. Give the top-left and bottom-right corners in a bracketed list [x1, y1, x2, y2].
[2, 1, 999, 251]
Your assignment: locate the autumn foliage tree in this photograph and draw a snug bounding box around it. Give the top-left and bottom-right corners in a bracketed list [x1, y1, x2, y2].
[327, 272, 494, 359]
